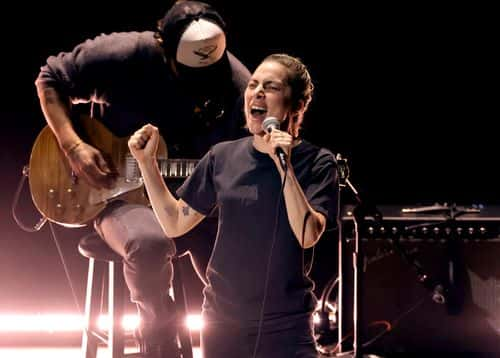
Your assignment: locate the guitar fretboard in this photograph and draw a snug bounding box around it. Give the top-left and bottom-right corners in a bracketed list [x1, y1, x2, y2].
[159, 159, 199, 178]
[125, 156, 198, 180]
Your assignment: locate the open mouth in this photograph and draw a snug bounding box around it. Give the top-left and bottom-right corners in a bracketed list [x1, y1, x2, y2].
[250, 106, 267, 117]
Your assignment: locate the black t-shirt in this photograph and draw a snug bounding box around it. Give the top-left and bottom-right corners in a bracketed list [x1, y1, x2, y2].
[177, 137, 338, 326]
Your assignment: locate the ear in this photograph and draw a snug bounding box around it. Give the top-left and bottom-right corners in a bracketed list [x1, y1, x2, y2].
[292, 99, 306, 120]
[296, 99, 305, 113]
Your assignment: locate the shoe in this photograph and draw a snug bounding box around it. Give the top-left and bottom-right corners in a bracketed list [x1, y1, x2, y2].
[134, 294, 181, 358]
[160, 340, 181, 358]
[134, 327, 181, 358]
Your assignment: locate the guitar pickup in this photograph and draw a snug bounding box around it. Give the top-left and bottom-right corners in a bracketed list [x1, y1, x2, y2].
[88, 178, 143, 205]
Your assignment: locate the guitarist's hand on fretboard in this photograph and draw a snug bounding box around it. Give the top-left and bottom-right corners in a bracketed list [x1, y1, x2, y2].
[66, 141, 117, 189]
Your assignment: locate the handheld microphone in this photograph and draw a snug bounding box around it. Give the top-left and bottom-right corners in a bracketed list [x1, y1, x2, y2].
[261, 117, 287, 171]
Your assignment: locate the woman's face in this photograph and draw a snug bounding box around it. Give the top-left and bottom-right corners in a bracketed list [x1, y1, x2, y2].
[244, 60, 292, 135]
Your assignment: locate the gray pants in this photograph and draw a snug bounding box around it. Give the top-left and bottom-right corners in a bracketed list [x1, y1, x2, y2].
[94, 201, 215, 343]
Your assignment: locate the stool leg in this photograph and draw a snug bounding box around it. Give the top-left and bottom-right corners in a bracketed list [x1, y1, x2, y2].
[82, 258, 104, 358]
[108, 260, 126, 358]
[172, 259, 193, 358]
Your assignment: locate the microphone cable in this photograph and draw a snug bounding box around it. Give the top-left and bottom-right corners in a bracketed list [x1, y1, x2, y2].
[251, 171, 315, 357]
[301, 211, 313, 276]
[11, 164, 48, 232]
[251, 169, 287, 358]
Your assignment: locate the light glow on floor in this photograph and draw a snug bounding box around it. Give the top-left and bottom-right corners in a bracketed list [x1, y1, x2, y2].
[0, 347, 203, 358]
[0, 313, 203, 332]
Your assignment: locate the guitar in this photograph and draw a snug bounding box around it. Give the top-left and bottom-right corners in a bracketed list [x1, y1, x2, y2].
[29, 116, 198, 227]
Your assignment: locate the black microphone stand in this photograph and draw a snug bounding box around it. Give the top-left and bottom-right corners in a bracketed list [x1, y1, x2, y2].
[335, 154, 383, 358]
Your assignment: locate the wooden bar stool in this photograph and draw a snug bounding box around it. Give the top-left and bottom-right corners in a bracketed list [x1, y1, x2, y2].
[78, 233, 193, 358]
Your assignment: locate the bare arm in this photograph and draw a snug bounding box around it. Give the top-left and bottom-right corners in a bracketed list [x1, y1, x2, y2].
[278, 165, 326, 248]
[265, 130, 326, 248]
[36, 86, 81, 153]
[128, 124, 205, 238]
[36, 85, 115, 189]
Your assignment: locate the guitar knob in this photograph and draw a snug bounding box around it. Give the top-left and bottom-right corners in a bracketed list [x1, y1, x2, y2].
[74, 203, 84, 217]
[55, 203, 64, 215]
[66, 188, 77, 201]
[48, 188, 56, 198]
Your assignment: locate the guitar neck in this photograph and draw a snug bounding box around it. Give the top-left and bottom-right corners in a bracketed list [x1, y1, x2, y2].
[158, 158, 198, 179]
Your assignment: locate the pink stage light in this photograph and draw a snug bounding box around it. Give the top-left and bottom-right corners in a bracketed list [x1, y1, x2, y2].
[0, 313, 204, 333]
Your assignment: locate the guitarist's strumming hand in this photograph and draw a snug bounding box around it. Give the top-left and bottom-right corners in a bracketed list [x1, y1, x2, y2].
[65, 140, 117, 190]
[128, 124, 160, 165]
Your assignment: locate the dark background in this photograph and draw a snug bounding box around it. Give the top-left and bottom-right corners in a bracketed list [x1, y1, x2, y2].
[1, 0, 498, 353]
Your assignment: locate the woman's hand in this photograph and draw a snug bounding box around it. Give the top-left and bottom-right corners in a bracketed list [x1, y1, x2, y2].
[128, 124, 160, 165]
[263, 127, 292, 167]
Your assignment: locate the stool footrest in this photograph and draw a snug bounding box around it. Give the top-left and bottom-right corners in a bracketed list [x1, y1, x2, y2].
[90, 330, 109, 345]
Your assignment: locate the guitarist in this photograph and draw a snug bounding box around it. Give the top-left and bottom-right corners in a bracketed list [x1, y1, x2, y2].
[34, 1, 250, 357]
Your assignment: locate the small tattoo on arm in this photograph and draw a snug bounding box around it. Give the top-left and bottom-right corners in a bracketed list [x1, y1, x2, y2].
[182, 206, 190, 216]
